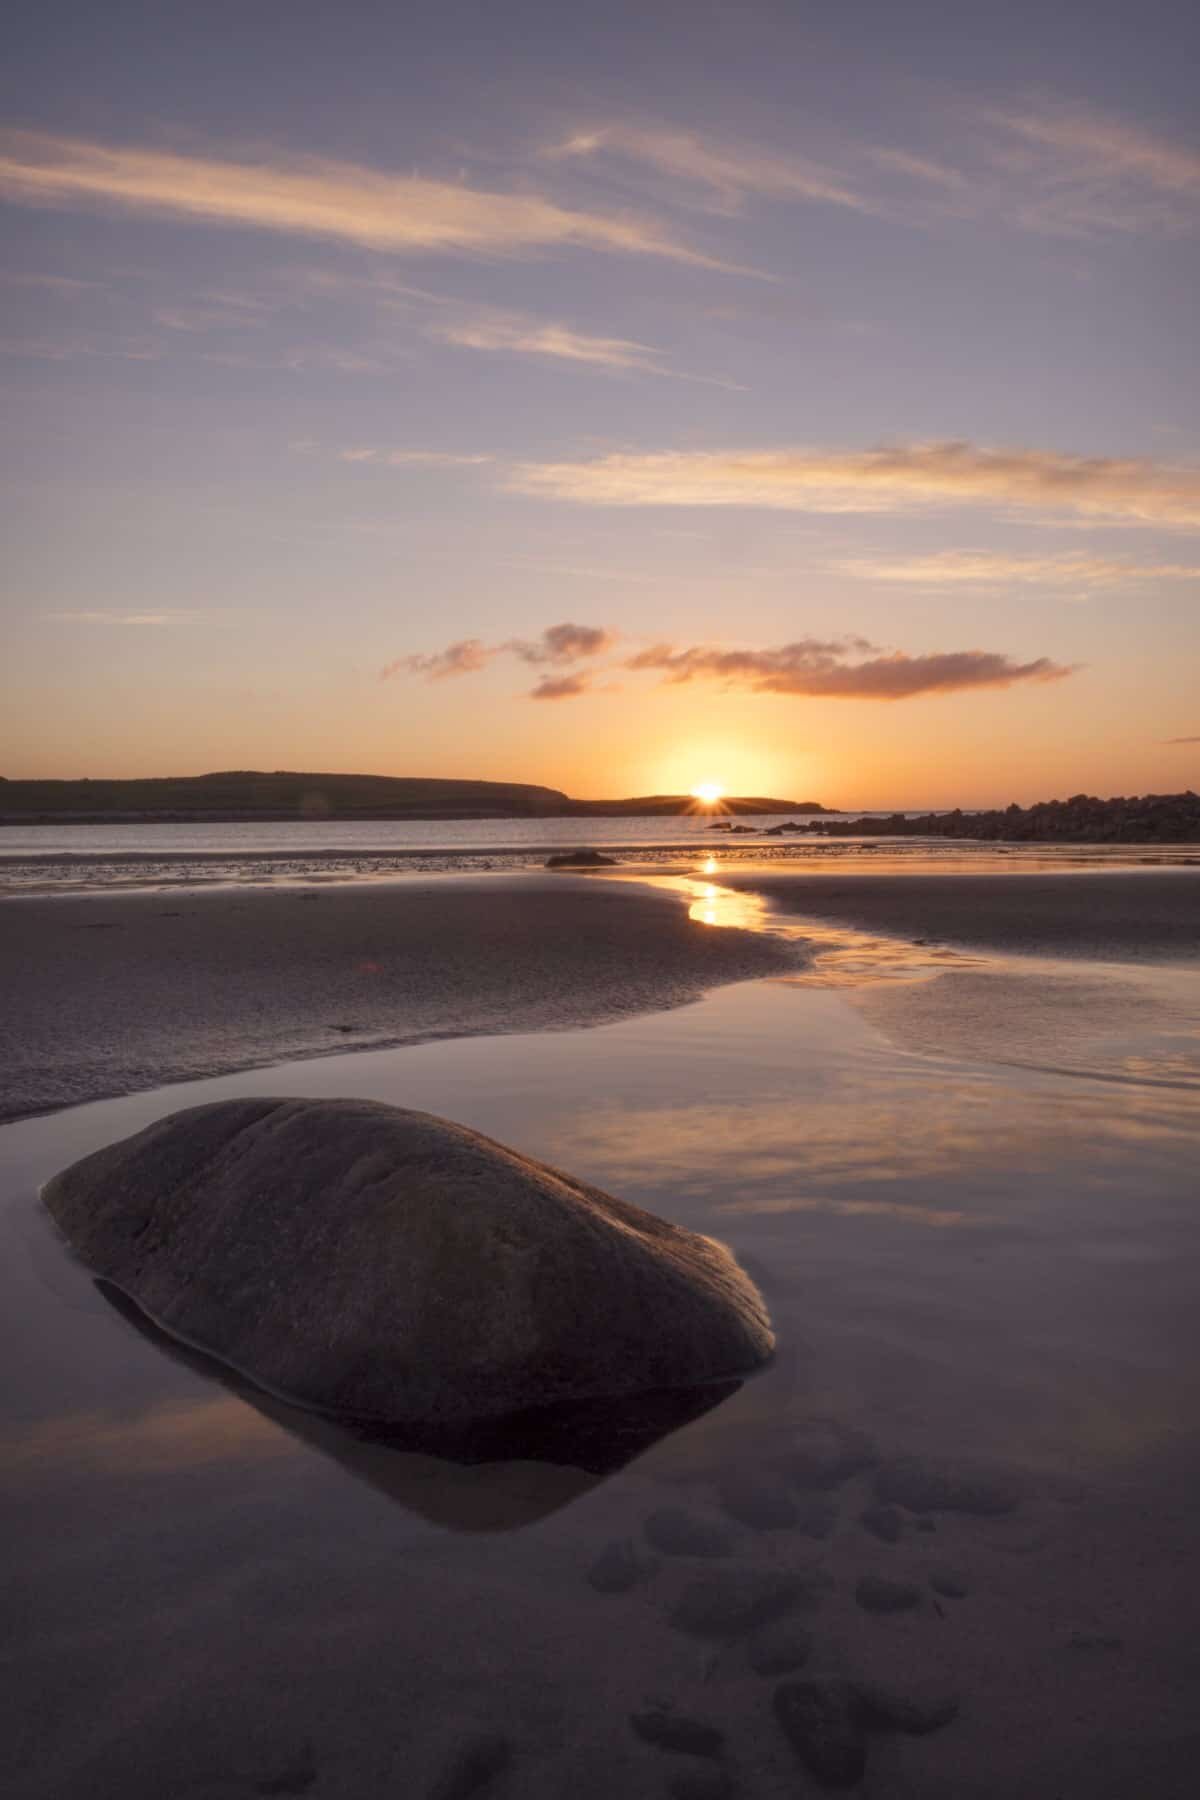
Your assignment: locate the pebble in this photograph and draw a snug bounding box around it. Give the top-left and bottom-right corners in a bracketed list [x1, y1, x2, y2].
[1066, 1631, 1123, 1651]
[854, 1679, 960, 1735]
[671, 1570, 807, 1638]
[716, 1470, 799, 1530]
[587, 1538, 660, 1594]
[860, 1504, 903, 1544]
[772, 1678, 867, 1789]
[666, 1769, 734, 1800]
[645, 1508, 736, 1558]
[776, 1420, 878, 1491]
[631, 1709, 724, 1758]
[746, 1619, 814, 1676]
[874, 1457, 1019, 1517]
[928, 1568, 968, 1599]
[428, 1733, 512, 1800]
[795, 1496, 838, 1539]
[855, 1574, 923, 1615]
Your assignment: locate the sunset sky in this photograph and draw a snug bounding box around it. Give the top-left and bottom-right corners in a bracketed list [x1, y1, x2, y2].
[3, 0, 1198, 806]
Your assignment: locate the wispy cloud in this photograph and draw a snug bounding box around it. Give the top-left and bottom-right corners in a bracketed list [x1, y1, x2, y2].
[548, 123, 866, 214]
[428, 308, 743, 388]
[983, 102, 1200, 237]
[508, 441, 1200, 528]
[48, 610, 202, 625]
[624, 638, 1071, 700]
[0, 130, 728, 266]
[335, 447, 492, 467]
[839, 550, 1200, 587]
[431, 313, 663, 373]
[1164, 735, 1200, 745]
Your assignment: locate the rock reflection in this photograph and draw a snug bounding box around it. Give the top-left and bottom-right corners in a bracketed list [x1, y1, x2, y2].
[96, 1283, 744, 1531]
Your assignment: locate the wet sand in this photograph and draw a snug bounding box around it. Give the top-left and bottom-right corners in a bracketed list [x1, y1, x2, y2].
[720, 868, 1200, 962]
[0, 876, 799, 1122]
[2, 969, 1198, 1799]
[2, 862, 1199, 1797]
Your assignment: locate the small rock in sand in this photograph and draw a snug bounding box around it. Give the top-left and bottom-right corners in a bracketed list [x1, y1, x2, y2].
[854, 1678, 960, 1735]
[773, 1678, 866, 1790]
[630, 1709, 724, 1757]
[645, 1508, 735, 1558]
[716, 1470, 798, 1531]
[874, 1457, 1019, 1517]
[776, 1420, 878, 1491]
[928, 1568, 968, 1599]
[746, 1619, 814, 1676]
[855, 1574, 923, 1615]
[1066, 1631, 1123, 1652]
[545, 849, 617, 868]
[671, 1570, 807, 1638]
[587, 1538, 660, 1594]
[795, 1496, 838, 1539]
[428, 1733, 512, 1800]
[666, 1769, 734, 1800]
[860, 1504, 903, 1545]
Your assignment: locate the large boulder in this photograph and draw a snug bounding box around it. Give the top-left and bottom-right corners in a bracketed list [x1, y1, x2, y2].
[43, 1098, 773, 1426]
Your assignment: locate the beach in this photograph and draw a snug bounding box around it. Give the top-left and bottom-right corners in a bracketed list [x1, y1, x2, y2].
[2, 858, 1199, 1798]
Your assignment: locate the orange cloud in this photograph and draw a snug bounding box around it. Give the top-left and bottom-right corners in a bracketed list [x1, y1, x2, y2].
[382, 622, 617, 685]
[509, 441, 1200, 527]
[0, 130, 726, 265]
[625, 640, 1072, 699]
[530, 672, 593, 700]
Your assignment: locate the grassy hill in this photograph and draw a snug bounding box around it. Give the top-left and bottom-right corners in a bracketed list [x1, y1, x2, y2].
[0, 771, 570, 823]
[0, 771, 825, 824]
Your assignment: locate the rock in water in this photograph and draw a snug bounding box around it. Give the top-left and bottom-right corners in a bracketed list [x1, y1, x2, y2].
[42, 1098, 774, 1425]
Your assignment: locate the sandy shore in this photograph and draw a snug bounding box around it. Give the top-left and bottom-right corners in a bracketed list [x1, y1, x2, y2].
[0, 876, 799, 1122]
[725, 869, 1200, 961]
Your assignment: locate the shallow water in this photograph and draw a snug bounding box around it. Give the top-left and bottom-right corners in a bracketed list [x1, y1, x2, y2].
[3, 935, 1199, 1797]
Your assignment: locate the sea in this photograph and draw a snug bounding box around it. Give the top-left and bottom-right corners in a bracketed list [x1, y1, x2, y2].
[1, 813, 1193, 895]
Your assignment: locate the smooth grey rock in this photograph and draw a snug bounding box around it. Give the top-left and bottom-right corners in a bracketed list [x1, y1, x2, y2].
[874, 1457, 1018, 1517]
[860, 1504, 903, 1545]
[928, 1568, 968, 1599]
[773, 1679, 866, 1789]
[854, 1679, 960, 1735]
[645, 1507, 736, 1558]
[630, 1709, 724, 1757]
[746, 1619, 813, 1676]
[587, 1539, 660, 1594]
[43, 1098, 773, 1425]
[670, 1570, 806, 1638]
[716, 1470, 799, 1531]
[429, 1733, 512, 1800]
[855, 1575, 922, 1615]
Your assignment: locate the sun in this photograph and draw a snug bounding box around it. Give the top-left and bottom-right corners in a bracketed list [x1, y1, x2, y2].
[690, 781, 725, 806]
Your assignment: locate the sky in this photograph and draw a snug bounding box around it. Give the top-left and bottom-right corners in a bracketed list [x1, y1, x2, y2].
[2, 0, 1198, 807]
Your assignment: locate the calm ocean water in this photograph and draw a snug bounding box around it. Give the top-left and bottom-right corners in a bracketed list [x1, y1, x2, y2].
[2, 814, 1191, 894]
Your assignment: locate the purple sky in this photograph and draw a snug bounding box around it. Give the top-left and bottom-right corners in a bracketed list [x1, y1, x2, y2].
[2, 0, 1198, 804]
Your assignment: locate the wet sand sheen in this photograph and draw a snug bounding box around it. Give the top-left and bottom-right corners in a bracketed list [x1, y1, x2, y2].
[1, 864, 1198, 1796]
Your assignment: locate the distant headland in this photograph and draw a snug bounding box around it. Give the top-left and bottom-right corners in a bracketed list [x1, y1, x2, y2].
[0, 771, 828, 825]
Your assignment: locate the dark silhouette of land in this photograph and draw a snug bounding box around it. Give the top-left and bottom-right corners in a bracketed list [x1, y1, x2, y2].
[801, 791, 1200, 843]
[0, 770, 826, 824]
